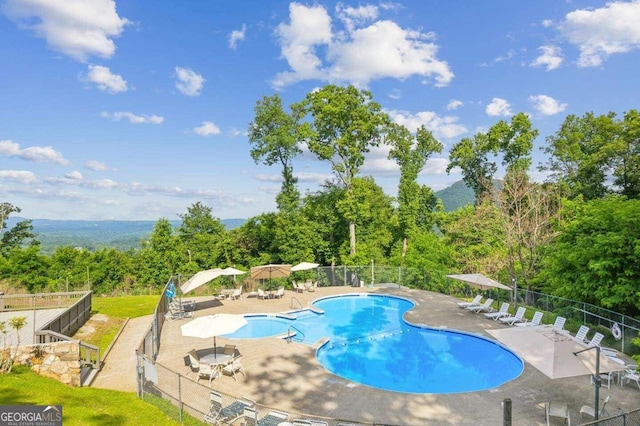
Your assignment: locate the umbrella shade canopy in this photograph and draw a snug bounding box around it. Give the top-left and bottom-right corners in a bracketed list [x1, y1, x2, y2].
[291, 262, 320, 272]
[250, 264, 292, 280]
[180, 314, 248, 339]
[220, 267, 246, 276]
[487, 327, 627, 379]
[180, 269, 224, 293]
[447, 273, 512, 291]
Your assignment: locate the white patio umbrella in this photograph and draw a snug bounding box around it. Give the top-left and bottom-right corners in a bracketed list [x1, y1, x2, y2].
[446, 273, 512, 291]
[291, 262, 320, 272]
[220, 267, 246, 282]
[180, 268, 224, 293]
[180, 314, 247, 358]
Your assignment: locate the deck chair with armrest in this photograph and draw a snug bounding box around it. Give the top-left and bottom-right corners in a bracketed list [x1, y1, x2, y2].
[485, 302, 509, 320]
[622, 368, 640, 389]
[580, 395, 611, 419]
[273, 287, 285, 298]
[551, 316, 567, 332]
[293, 420, 329, 426]
[187, 349, 199, 374]
[242, 407, 258, 426]
[257, 288, 268, 300]
[515, 311, 543, 327]
[499, 306, 527, 326]
[223, 344, 236, 357]
[586, 332, 618, 357]
[258, 409, 289, 426]
[573, 325, 590, 344]
[197, 361, 220, 386]
[230, 287, 242, 300]
[467, 298, 494, 313]
[457, 295, 482, 309]
[203, 391, 223, 425]
[222, 355, 246, 381]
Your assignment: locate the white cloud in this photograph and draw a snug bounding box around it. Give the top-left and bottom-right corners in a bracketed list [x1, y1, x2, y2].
[0, 170, 38, 184]
[101, 111, 164, 124]
[193, 121, 221, 136]
[560, 0, 640, 67]
[485, 98, 513, 117]
[175, 67, 205, 96]
[228, 24, 246, 49]
[2, 0, 129, 62]
[541, 19, 553, 28]
[528, 94, 567, 116]
[0, 140, 69, 165]
[447, 99, 463, 110]
[531, 45, 563, 71]
[65, 170, 83, 181]
[386, 109, 467, 140]
[85, 65, 128, 93]
[272, 3, 453, 88]
[85, 160, 111, 171]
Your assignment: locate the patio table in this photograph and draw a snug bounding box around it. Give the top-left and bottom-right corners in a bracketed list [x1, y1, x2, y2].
[200, 353, 232, 369]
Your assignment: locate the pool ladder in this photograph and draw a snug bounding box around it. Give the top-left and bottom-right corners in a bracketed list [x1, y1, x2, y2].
[290, 297, 303, 310]
[286, 325, 305, 343]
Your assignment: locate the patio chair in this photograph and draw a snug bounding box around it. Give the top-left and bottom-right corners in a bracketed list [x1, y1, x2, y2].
[457, 295, 482, 309]
[515, 311, 543, 327]
[292, 420, 329, 426]
[217, 396, 256, 425]
[545, 401, 570, 426]
[551, 316, 567, 332]
[197, 361, 220, 386]
[187, 349, 199, 374]
[305, 280, 317, 292]
[467, 298, 494, 313]
[580, 394, 611, 419]
[499, 306, 527, 326]
[622, 368, 640, 389]
[273, 287, 285, 298]
[203, 391, 223, 424]
[221, 355, 246, 381]
[258, 410, 289, 426]
[573, 325, 590, 344]
[257, 288, 268, 300]
[230, 287, 242, 300]
[591, 371, 614, 389]
[223, 344, 236, 357]
[293, 281, 305, 293]
[242, 407, 258, 426]
[485, 302, 509, 320]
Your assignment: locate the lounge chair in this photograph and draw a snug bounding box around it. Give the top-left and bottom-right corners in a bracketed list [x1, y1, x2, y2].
[467, 298, 494, 313]
[292, 420, 328, 426]
[515, 311, 543, 327]
[573, 325, 590, 344]
[499, 307, 527, 326]
[586, 332, 618, 357]
[580, 395, 611, 419]
[622, 368, 640, 389]
[485, 302, 509, 320]
[293, 282, 305, 293]
[230, 287, 242, 300]
[305, 280, 317, 292]
[550, 316, 567, 332]
[197, 361, 220, 386]
[257, 289, 268, 300]
[203, 391, 223, 424]
[457, 295, 482, 309]
[204, 392, 255, 425]
[258, 410, 289, 426]
[221, 355, 246, 381]
[242, 407, 258, 426]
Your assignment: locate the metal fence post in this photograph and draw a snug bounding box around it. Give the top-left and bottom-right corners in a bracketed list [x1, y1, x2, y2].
[178, 373, 183, 423]
[502, 398, 512, 426]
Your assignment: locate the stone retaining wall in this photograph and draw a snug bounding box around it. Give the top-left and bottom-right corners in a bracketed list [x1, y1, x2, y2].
[10, 341, 82, 387]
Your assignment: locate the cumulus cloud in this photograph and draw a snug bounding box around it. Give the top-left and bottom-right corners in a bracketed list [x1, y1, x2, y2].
[386, 109, 467, 140]
[101, 111, 164, 124]
[531, 45, 563, 71]
[560, 0, 640, 67]
[85, 65, 128, 93]
[228, 24, 246, 49]
[272, 3, 453, 88]
[1, 0, 129, 61]
[0, 140, 69, 165]
[193, 121, 221, 136]
[485, 98, 513, 117]
[0, 170, 38, 184]
[85, 160, 111, 171]
[529, 94, 567, 116]
[175, 67, 205, 96]
[447, 99, 463, 110]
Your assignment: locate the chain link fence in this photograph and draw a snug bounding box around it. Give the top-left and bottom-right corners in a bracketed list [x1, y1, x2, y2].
[580, 407, 640, 425]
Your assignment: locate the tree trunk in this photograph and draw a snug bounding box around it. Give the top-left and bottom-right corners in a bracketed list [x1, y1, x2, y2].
[349, 221, 357, 255]
[402, 236, 408, 258]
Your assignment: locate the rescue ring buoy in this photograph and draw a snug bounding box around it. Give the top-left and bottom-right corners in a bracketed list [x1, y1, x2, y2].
[611, 322, 622, 340]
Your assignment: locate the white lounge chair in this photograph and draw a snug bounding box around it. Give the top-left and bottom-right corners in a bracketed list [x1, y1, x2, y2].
[573, 325, 590, 343]
[457, 295, 482, 309]
[230, 287, 242, 300]
[580, 395, 611, 419]
[467, 298, 494, 313]
[499, 307, 527, 326]
[515, 311, 543, 327]
[485, 302, 510, 320]
[222, 355, 246, 381]
[622, 368, 640, 389]
[551, 316, 567, 331]
[258, 410, 289, 426]
[203, 391, 223, 424]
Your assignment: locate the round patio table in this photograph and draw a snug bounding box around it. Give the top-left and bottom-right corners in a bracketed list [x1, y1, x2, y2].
[200, 353, 232, 368]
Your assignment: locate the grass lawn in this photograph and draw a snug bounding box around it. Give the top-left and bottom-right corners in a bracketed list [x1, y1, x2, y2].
[0, 366, 201, 426]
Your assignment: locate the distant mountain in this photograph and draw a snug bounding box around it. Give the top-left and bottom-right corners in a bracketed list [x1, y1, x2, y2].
[5, 217, 245, 254]
[435, 180, 475, 212]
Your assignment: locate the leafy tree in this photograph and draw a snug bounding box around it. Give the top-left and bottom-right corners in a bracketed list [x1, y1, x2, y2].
[387, 124, 442, 259]
[540, 112, 617, 200]
[610, 109, 640, 198]
[539, 197, 640, 314]
[248, 94, 304, 212]
[0, 246, 50, 292]
[49, 246, 93, 291]
[177, 202, 225, 269]
[90, 248, 134, 294]
[447, 132, 496, 204]
[296, 85, 391, 256]
[0, 203, 37, 256]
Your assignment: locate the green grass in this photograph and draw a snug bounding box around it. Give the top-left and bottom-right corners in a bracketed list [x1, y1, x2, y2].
[91, 295, 160, 318]
[0, 366, 200, 426]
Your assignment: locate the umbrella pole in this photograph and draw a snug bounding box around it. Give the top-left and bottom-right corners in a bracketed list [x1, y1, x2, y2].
[214, 336, 217, 359]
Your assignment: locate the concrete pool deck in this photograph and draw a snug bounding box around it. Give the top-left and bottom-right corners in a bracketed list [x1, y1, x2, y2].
[147, 286, 639, 425]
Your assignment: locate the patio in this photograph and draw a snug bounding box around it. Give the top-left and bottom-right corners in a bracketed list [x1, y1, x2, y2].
[155, 285, 640, 425]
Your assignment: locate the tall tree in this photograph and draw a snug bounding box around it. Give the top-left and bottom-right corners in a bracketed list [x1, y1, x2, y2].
[610, 109, 640, 199]
[0, 203, 36, 256]
[248, 94, 304, 212]
[178, 202, 225, 268]
[387, 124, 443, 259]
[446, 132, 497, 204]
[296, 85, 390, 256]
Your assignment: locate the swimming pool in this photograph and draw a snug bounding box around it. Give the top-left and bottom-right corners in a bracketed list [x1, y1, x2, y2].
[223, 294, 523, 394]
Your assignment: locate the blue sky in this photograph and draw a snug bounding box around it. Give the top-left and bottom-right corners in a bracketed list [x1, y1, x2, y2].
[1, 0, 639, 221]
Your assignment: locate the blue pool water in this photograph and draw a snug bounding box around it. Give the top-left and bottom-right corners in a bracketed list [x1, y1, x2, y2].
[223, 294, 523, 394]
